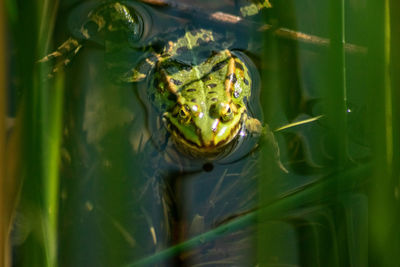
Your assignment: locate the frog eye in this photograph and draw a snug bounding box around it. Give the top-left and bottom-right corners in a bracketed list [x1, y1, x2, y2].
[178, 105, 191, 124]
[220, 104, 233, 122]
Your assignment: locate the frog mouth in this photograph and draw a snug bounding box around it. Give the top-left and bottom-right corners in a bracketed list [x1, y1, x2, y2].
[163, 114, 244, 156]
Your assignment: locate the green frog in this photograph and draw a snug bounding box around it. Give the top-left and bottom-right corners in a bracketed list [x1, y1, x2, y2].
[41, 1, 271, 159]
[128, 29, 263, 158]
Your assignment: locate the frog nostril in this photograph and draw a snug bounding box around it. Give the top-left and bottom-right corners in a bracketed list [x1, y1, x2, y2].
[178, 105, 191, 124]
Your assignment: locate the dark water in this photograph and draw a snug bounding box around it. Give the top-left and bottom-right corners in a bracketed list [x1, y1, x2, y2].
[11, 0, 371, 266]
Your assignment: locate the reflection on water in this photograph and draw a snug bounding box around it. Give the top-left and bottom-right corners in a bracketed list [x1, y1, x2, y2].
[11, 0, 369, 266]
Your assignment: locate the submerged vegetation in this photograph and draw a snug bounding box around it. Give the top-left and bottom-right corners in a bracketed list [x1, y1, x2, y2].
[1, 0, 399, 266]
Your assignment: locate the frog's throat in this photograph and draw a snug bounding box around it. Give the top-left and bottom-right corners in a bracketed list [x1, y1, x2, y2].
[163, 113, 244, 154]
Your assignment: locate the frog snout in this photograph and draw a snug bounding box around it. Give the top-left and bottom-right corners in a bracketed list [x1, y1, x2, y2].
[199, 130, 214, 147]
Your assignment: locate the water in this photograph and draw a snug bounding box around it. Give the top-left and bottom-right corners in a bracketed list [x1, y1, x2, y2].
[9, 0, 372, 266]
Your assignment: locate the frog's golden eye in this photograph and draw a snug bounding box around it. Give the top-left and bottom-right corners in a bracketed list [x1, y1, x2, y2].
[178, 105, 191, 124]
[220, 103, 233, 122]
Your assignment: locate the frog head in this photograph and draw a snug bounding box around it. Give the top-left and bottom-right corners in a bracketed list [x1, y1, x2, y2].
[163, 100, 246, 157]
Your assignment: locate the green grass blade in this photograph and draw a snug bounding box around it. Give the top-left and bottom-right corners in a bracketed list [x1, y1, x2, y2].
[41, 72, 64, 267]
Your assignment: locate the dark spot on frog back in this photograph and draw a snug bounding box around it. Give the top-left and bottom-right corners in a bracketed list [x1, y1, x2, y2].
[235, 61, 244, 71]
[202, 76, 211, 82]
[211, 60, 228, 72]
[170, 78, 183, 86]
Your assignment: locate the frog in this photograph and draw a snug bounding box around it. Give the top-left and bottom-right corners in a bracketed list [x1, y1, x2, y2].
[39, 1, 277, 160]
[129, 29, 263, 158]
